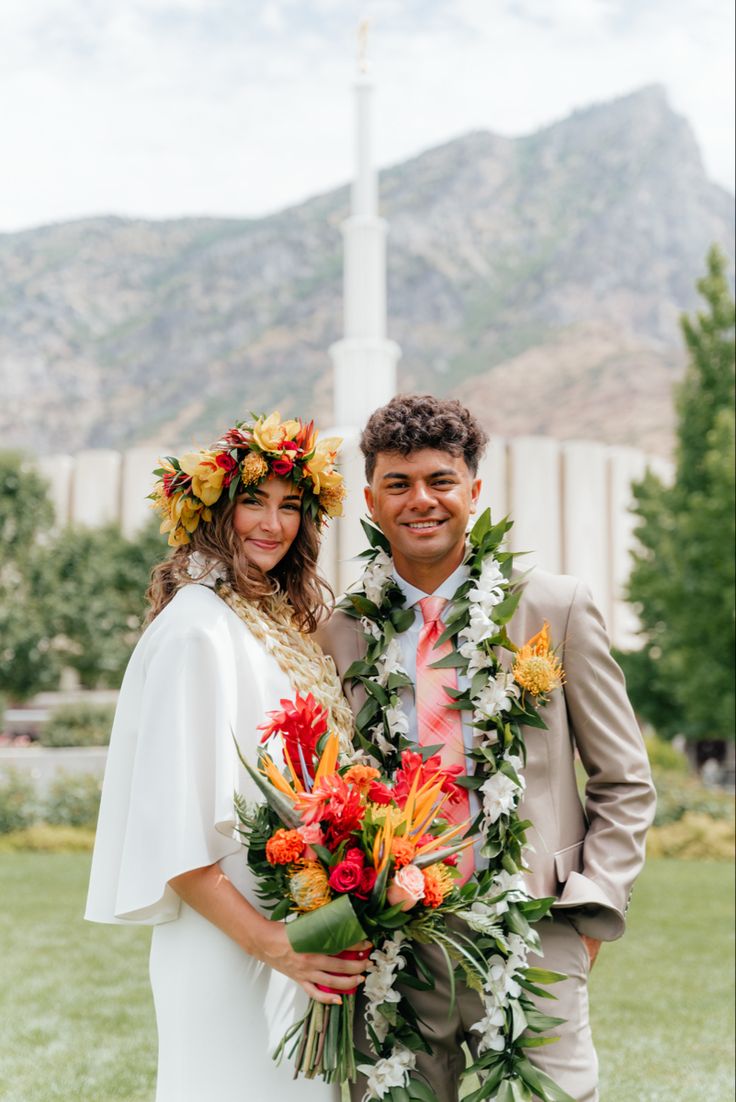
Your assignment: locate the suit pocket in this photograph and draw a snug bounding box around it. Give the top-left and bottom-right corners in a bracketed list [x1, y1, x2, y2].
[554, 841, 584, 887]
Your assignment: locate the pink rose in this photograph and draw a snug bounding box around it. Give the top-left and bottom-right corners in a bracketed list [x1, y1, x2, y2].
[297, 823, 324, 861]
[386, 864, 426, 911]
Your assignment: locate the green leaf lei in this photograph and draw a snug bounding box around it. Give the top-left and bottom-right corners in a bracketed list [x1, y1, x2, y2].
[337, 509, 574, 1102]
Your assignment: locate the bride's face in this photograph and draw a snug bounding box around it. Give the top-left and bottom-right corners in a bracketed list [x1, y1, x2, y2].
[232, 478, 302, 572]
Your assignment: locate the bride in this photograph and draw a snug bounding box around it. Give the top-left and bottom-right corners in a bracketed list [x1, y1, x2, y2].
[86, 412, 367, 1101]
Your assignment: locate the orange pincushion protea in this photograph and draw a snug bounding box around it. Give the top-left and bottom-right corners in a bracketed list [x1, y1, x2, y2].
[265, 828, 306, 865]
[289, 861, 332, 912]
[422, 864, 455, 908]
[512, 622, 564, 700]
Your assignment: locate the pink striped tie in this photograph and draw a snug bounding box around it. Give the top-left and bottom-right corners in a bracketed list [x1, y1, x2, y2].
[416, 596, 474, 884]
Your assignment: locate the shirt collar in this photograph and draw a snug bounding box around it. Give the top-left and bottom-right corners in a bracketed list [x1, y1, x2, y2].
[393, 561, 470, 613]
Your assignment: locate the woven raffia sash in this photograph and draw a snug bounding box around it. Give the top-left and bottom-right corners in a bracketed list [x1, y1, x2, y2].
[215, 581, 355, 755]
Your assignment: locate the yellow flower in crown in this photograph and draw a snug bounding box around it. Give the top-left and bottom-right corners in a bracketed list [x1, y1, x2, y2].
[304, 437, 343, 493]
[240, 452, 270, 486]
[512, 622, 564, 700]
[252, 412, 300, 454]
[179, 450, 228, 507]
[173, 494, 211, 533]
[149, 410, 345, 546]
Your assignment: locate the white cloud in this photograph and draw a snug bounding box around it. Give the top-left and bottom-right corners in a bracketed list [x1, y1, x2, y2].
[0, 0, 732, 231]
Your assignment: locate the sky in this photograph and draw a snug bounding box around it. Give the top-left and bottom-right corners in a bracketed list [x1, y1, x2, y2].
[1, 0, 733, 233]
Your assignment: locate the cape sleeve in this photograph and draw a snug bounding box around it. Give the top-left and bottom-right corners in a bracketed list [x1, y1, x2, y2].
[85, 615, 243, 925]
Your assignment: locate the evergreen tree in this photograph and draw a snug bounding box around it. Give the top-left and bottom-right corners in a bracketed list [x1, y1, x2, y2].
[624, 247, 735, 740]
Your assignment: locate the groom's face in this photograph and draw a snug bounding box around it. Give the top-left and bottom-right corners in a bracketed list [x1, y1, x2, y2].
[364, 448, 481, 581]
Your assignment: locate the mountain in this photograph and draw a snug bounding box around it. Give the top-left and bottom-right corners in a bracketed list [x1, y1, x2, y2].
[0, 85, 732, 458]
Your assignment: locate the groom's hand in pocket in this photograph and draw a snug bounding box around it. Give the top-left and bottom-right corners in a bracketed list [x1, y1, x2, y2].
[581, 934, 601, 969]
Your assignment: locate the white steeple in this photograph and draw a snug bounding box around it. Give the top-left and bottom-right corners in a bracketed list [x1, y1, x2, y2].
[329, 22, 400, 429]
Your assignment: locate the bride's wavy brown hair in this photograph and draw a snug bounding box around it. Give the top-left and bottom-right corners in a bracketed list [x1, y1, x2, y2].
[146, 496, 333, 633]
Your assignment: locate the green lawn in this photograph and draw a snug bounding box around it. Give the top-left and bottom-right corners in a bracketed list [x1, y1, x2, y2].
[0, 857, 733, 1101]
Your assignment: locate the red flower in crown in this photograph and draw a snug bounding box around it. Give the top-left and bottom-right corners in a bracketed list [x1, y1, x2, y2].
[271, 455, 295, 477]
[293, 420, 316, 457]
[219, 427, 253, 449]
[259, 693, 329, 785]
[215, 452, 239, 485]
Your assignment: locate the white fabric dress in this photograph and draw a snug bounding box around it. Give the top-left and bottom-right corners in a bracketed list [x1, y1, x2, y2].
[85, 583, 338, 1102]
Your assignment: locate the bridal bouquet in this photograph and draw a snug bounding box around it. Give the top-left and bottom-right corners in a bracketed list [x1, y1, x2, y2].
[235, 693, 569, 1100]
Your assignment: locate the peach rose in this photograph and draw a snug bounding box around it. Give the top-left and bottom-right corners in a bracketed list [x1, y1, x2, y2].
[386, 863, 425, 911]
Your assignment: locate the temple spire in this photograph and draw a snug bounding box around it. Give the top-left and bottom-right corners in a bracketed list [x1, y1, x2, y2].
[329, 25, 400, 429]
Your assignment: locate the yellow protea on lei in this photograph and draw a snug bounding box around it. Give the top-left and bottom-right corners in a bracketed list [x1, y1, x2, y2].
[149, 411, 345, 546]
[512, 621, 564, 701]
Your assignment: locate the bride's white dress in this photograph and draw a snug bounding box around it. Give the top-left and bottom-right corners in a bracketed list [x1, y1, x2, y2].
[86, 584, 338, 1101]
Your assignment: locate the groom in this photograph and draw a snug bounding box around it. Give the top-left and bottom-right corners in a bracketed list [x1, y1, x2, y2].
[319, 394, 656, 1102]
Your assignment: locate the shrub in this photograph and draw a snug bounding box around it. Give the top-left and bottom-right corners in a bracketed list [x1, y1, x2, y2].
[647, 813, 735, 860]
[0, 824, 96, 853]
[0, 769, 38, 833]
[652, 770, 734, 826]
[40, 702, 115, 747]
[645, 733, 689, 775]
[43, 771, 102, 827]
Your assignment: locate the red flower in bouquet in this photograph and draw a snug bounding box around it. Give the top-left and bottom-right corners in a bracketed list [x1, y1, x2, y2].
[393, 749, 464, 807]
[367, 779, 393, 805]
[328, 847, 377, 899]
[328, 859, 363, 893]
[296, 774, 366, 845]
[259, 693, 328, 785]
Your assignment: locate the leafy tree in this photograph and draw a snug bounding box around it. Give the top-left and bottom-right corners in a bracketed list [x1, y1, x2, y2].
[36, 519, 168, 689]
[0, 449, 169, 700]
[0, 454, 60, 700]
[623, 247, 735, 740]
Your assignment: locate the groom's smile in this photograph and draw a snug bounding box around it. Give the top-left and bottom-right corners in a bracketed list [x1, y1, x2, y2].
[364, 447, 481, 590]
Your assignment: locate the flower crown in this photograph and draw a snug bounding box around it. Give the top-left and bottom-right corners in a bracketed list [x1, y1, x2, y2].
[150, 411, 345, 546]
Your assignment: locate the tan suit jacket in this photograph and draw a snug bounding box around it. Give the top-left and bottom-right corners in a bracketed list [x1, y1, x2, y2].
[318, 567, 656, 942]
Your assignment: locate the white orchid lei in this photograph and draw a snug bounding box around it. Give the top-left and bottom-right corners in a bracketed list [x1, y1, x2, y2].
[339, 510, 572, 1102]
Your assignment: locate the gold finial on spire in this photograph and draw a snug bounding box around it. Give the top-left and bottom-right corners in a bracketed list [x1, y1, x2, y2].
[357, 18, 369, 74]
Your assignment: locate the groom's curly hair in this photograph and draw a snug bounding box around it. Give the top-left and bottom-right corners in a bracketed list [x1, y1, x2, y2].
[360, 394, 488, 481]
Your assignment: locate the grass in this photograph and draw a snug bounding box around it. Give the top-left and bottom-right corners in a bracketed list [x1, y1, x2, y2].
[0, 857, 732, 1102]
[590, 859, 734, 1102]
